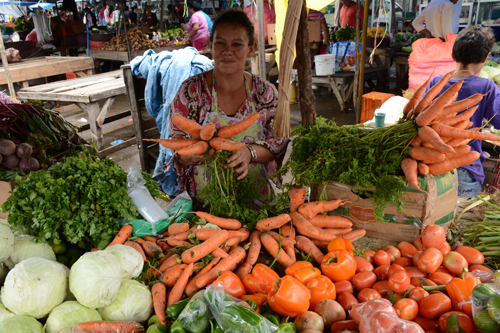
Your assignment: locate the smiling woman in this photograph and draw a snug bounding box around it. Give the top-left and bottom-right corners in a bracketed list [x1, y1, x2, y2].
[168, 10, 289, 206]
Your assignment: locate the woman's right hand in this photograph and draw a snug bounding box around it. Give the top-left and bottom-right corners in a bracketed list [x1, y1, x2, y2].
[177, 148, 220, 166]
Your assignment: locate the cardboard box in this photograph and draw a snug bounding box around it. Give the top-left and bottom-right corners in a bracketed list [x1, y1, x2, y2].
[313, 172, 458, 242]
[268, 23, 276, 45]
[267, 21, 323, 45]
[0, 181, 16, 219]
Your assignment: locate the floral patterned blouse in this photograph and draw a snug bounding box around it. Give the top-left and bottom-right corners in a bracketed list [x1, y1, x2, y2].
[169, 71, 289, 198]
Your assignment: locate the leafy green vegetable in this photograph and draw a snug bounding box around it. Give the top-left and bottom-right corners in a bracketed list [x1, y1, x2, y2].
[395, 32, 413, 44]
[402, 46, 412, 53]
[335, 25, 356, 41]
[2, 154, 161, 249]
[485, 60, 499, 68]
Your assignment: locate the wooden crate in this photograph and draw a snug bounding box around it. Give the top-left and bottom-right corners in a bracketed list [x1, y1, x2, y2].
[361, 92, 394, 123]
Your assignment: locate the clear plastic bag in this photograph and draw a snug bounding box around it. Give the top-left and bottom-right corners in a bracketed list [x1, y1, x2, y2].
[470, 269, 499, 283]
[470, 283, 500, 331]
[204, 282, 279, 333]
[177, 290, 211, 333]
[55, 321, 144, 333]
[350, 298, 396, 325]
[361, 311, 424, 333]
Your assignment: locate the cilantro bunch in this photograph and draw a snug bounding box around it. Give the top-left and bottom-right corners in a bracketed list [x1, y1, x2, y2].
[2, 154, 160, 249]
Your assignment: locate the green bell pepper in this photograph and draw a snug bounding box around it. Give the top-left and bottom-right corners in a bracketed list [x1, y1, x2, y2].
[220, 304, 276, 333]
[211, 330, 223, 333]
[262, 312, 280, 326]
[177, 297, 210, 333]
[259, 301, 270, 314]
[245, 300, 258, 312]
[278, 322, 297, 333]
[147, 323, 167, 333]
[166, 297, 192, 320]
[169, 320, 188, 333]
[148, 315, 161, 327]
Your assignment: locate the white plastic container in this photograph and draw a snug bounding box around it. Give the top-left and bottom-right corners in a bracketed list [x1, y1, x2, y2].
[315, 54, 336, 76]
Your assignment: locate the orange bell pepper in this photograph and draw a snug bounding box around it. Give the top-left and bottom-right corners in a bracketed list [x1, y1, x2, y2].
[321, 250, 357, 282]
[446, 268, 481, 318]
[268, 275, 311, 317]
[285, 261, 320, 285]
[214, 271, 246, 299]
[240, 293, 267, 313]
[328, 238, 355, 253]
[307, 275, 336, 310]
[285, 261, 313, 276]
[242, 263, 280, 295]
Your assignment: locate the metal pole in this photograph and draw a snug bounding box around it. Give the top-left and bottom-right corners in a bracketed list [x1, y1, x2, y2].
[256, 0, 266, 78]
[160, 0, 164, 29]
[0, 31, 16, 97]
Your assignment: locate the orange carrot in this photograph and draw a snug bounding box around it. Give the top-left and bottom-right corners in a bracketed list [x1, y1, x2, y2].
[172, 114, 202, 139]
[157, 252, 175, 266]
[290, 185, 307, 212]
[416, 81, 464, 127]
[443, 145, 471, 159]
[211, 247, 230, 258]
[433, 106, 477, 127]
[237, 228, 250, 243]
[448, 138, 472, 146]
[256, 214, 291, 231]
[195, 212, 242, 230]
[185, 257, 221, 296]
[200, 123, 216, 141]
[267, 231, 296, 248]
[136, 238, 163, 259]
[298, 199, 344, 219]
[195, 229, 246, 241]
[406, 108, 414, 120]
[432, 123, 500, 141]
[437, 93, 485, 119]
[76, 321, 144, 333]
[325, 228, 352, 235]
[143, 138, 201, 150]
[413, 71, 454, 115]
[160, 230, 170, 238]
[225, 237, 240, 248]
[417, 163, 429, 175]
[216, 113, 261, 138]
[410, 136, 422, 147]
[403, 75, 432, 115]
[281, 224, 296, 239]
[343, 229, 367, 241]
[295, 235, 325, 264]
[208, 137, 246, 151]
[290, 212, 337, 241]
[157, 241, 171, 253]
[401, 158, 424, 192]
[428, 151, 481, 176]
[311, 239, 331, 249]
[260, 232, 295, 268]
[159, 264, 187, 288]
[106, 224, 133, 248]
[124, 241, 146, 261]
[167, 238, 192, 247]
[168, 263, 195, 306]
[143, 236, 158, 242]
[158, 254, 181, 273]
[418, 126, 455, 154]
[409, 146, 445, 162]
[309, 214, 352, 229]
[454, 120, 470, 130]
[152, 283, 167, 325]
[90, 248, 98, 252]
[168, 223, 190, 236]
[195, 247, 246, 289]
[235, 231, 261, 279]
[177, 141, 209, 156]
[181, 230, 229, 264]
[285, 246, 296, 264]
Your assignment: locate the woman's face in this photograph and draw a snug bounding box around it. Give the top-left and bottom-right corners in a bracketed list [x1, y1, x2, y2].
[210, 23, 255, 76]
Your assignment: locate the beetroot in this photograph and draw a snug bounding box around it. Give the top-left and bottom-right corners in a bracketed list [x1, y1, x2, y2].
[19, 158, 39, 172]
[16, 143, 33, 159]
[0, 140, 16, 156]
[2, 154, 19, 169]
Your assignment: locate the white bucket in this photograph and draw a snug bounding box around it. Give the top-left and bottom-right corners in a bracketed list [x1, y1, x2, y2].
[314, 54, 336, 76]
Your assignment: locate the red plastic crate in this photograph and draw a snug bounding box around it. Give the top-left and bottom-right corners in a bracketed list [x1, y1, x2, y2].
[89, 40, 105, 50]
[66, 71, 87, 80]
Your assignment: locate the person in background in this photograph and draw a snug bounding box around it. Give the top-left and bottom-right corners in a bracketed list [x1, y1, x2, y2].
[183, 1, 210, 51]
[173, 1, 186, 24]
[339, 0, 363, 28]
[332, 0, 342, 32]
[103, 4, 110, 24]
[77, 6, 84, 19]
[308, 9, 330, 54]
[112, 5, 121, 24]
[142, 5, 158, 28]
[123, 5, 131, 24]
[129, 6, 138, 25]
[424, 26, 500, 196]
[201, 9, 213, 35]
[244, 0, 275, 44]
[91, 6, 95, 16]
[412, 0, 458, 38]
[84, 7, 96, 28]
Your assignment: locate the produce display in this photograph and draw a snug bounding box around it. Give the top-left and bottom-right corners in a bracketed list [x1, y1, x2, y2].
[330, 24, 356, 43]
[367, 27, 388, 38]
[103, 28, 158, 52]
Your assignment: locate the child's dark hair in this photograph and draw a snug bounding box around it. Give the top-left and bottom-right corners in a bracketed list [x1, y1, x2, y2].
[210, 10, 255, 46]
[452, 25, 496, 66]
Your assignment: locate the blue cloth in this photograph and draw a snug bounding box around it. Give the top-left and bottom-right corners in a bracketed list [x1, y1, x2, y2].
[130, 47, 213, 196]
[201, 11, 213, 34]
[424, 75, 500, 184]
[457, 167, 482, 197]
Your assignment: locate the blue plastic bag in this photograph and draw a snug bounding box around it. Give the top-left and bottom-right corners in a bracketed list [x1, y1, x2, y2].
[330, 41, 359, 72]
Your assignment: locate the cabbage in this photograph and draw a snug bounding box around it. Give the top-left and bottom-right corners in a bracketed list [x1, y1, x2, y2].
[104, 244, 144, 279]
[0, 263, 8, 286]
[0, 220, 13, 263]
[44, 301, 102, 333]
[69, 251, 123, 309]
[4, 235, 56, 269]
[0, 315, 43, 333]
[482, 65, 500, 81]
[98, 279, 152, 324]
[1, 257, 66, 318]
[480, 69, 489, 78]
[0, 304, 15, 322]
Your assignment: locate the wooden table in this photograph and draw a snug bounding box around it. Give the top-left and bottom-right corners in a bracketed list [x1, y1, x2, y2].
[89, 45, 187, 62]
[17, 70, 129, 156]
[312, 67, 388, 112]
[393, 52, 410, 91]
[0, 56, 95, 88]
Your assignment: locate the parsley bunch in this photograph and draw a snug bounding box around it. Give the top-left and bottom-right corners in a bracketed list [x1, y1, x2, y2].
[2, 154, 160, 249]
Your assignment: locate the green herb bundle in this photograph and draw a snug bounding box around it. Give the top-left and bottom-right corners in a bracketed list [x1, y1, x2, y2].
[2, 154, 161, 249]
[275, 117, 418, 220]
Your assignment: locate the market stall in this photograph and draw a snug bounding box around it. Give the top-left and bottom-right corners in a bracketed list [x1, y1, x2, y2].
[89, 45, 186, 62]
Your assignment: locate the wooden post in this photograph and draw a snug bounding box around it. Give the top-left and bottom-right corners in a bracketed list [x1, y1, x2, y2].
[160, 0, 165, 29]
[121, 0, 132, 62]
[355, 0, 371, 123]
[0, 31, 15, 98]
[256, 0, 266, 78]
[390, 0, 397, 33]
[296, 0, 315, 127]
[353, 0, 361, 121]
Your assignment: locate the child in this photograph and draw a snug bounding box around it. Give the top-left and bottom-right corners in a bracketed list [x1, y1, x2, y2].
[424, 25, 500, 196]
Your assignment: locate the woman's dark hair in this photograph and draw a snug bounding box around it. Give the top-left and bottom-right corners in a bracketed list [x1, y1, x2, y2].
[187, 1, 202, 11]
[210, 10, 255, 46]
[452, 25, 496, 66]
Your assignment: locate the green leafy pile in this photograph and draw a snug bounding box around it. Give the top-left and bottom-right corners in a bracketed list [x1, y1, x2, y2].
[335, 25, 356, 41]
[275, 117, 418, 220]
[2, 154, 161, 249]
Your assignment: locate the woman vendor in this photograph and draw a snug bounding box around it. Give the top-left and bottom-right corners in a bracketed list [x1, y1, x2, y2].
[169, 10, 289, 205]
[182, 1, 210, 51]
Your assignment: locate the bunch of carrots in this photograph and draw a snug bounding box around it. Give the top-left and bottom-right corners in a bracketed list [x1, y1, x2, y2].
[401, 70, 500, 192]
[144, 113, 261, 155]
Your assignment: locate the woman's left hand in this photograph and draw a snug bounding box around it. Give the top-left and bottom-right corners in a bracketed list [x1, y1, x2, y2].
[225, 147, 252, 180]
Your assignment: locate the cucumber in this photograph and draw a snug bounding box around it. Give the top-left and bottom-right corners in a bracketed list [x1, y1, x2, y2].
[473, 284, 499, 306]
[474, 309, 500, 333]
[488, 296, 500, 324]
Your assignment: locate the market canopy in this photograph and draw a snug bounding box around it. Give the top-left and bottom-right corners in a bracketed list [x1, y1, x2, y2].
[29, 2, 55, 9]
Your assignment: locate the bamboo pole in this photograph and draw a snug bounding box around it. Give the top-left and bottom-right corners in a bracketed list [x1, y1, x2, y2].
[160, 0, 165, 29]
[355, 0, 370, 123]
[273, 0, 303, 138]
[353, 0, 361, 121]
[256, 0, 266, 78]
[0, 31, 16, 98]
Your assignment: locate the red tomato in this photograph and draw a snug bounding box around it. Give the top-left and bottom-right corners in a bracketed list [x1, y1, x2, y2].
[389, 269, 411, 293]
[374, 265, 391, 280]
[334, 280, 353, 294]
[405, 266, 426, 278]
[413, 315, 440, 331]
[372, 280, 391, 297]
[357, 288, 382, 302]
[435, 266, 452, 274]
[397, 241, 418, 259]
[363, 250, 376, 265]
[413, 251, 422, 267]
[420, 294, 452, 319]
[337, 291, 358, 311]
[469, 264, 492, 273]
[443, 251, 468, 276]
[408, 287, 429, 304]
[369, 311, 399, 333]
[352, 271, 377, 290]
[393, 298, 419, 321]
[354, 256, 374, 273]
[394, 257, 412, 267]
[410, 277, 437, 287]
[381, 245, 402, 262]
[438, 242, 451, 256]
[388, 264, 405, 277]
[428, 272, 453, 285]
[455, 246, 485, 265]
[421, 225, 446, 249]
[438, 311, 473, 333]
[383, 293, 404, 303]
[418, 248, 443, 274]
[413, 235, 424, 251]
[374, 250, 392, 267]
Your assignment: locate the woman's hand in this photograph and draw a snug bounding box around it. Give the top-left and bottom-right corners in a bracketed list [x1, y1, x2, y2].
[178, 148, 220, 166]
[225, 147, 252, 180]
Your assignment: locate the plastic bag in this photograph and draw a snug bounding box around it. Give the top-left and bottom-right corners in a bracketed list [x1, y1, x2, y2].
[470, 283, 500, 331]
[330, 41, 359, 72]
[177, 290, 211, 333]
[350, 298, 396, 325]
[470, 269, 499, 283]
[127, 162, 170, 229]
[204, 282, 279, 333]
[54, 321, 144, 333]
[361, 311, 424, 333]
